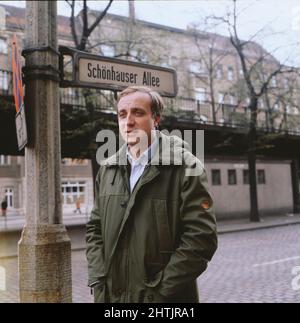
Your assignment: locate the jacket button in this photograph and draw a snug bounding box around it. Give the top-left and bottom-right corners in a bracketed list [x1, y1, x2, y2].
[148, 294, 154, 302]
[120, 201, 127, 207]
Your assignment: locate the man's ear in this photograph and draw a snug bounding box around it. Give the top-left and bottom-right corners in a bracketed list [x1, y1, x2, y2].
[154, 115, 161, 126]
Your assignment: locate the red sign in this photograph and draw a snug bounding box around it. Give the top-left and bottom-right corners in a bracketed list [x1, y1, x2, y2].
[12, 33, 27, 150]
[12, 33, 24, 113]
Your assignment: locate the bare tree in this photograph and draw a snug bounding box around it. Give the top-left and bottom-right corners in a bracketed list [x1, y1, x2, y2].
[64, 0, 113, 196]
[66, 0, 113, 51]
[187, 26, 229, 123]
[208, 0, 298, 221]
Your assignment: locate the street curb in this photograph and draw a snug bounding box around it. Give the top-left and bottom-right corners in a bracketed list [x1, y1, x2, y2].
[1, 220, 300, 259]
[218, 219, 300, 234]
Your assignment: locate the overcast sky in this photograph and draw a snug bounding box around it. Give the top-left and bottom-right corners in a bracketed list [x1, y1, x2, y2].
[2, 0, 300, 66]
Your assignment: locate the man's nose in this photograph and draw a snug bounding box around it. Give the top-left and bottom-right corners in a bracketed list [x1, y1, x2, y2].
[126, 113, 135, 125]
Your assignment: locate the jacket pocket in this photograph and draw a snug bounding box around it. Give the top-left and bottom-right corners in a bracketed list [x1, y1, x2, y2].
[93, 282, 106, 303]
[143, 270, 166, 303]
[153, 199, 173, 265]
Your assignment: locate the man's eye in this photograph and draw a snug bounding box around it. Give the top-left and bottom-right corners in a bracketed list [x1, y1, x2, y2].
[119, 113, 126, 118]
[135, 111, 144, 116]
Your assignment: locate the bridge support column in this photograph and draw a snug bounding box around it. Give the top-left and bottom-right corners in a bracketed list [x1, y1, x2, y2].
[18, 1, 72, 303]
[291, 159, 300, 214]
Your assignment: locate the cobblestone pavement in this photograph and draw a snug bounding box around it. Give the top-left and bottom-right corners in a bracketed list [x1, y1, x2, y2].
[197, 224, 300, 303]
[1, 224, 300, 303]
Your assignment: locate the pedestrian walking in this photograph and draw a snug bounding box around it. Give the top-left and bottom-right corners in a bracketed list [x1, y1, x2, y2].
[74, 198, 82, 214]
[1, 198, 7, 217]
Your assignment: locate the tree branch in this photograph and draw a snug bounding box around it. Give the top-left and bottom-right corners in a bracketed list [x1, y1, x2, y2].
[69, 0, 79, 47]
[87, 0, 113, 35]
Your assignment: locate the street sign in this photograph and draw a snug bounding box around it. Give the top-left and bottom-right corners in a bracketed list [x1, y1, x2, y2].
[15, 107, 27, 151]
[12, 33, 28, 150]
[59, 46, 177, 97]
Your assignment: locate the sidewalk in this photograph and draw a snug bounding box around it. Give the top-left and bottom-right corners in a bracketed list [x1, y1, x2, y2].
[1, 210, 300, 234]
[0, 212, 89, 231]
[217, 212, 300, 234]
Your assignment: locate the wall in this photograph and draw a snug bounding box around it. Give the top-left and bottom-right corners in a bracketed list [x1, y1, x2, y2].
[205, 158, 293, 219]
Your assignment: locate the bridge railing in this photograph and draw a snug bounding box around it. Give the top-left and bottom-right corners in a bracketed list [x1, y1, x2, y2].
[163, 97, 300, 135]
[1, 70, 299, 135]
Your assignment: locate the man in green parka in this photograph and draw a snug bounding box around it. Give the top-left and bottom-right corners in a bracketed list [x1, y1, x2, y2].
[86, 86, 218, 303]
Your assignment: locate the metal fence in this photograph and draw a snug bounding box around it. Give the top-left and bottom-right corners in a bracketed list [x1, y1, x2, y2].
[1, 70, 300, 136]
[163, 97, 300, 136]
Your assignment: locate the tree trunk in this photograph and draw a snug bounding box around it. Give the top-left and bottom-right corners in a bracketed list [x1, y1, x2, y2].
[83, 88, 98, 198]
[248, 102, 260, 222]
[209, 77, 216, 124]
[291, 159, 300, 213]
[91, 152, 99, 199]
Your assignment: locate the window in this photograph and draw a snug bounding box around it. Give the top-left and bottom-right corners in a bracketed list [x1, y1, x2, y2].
[228, 169, 237, 185]
[67, 87, 76, 97]
[0, 70, 8, 90]
[211, 169, 221, 185]
[285, 106, 299, 115]
[61, 181, 86, 205]
[169, 56, 177, 66]
[195, 87, 206, 102]
[257, 169, 266, 184]
[227, 66, 234, 81]
[286, 105, 290, 114]
[243, 169, 249, 184]
[101, 45, 115, 57]
[139, 52, 149, 63]
[284, 78, 289, 89]
[218, 92, 225, 104]
[5, 188, 13, 208]
[229, 93, 236, 105]
[216, 65, 223, 79]
[271, 76, 277, 87]
[129, 49, 138, 60]
[0, 38, 7, 54]
[189, 61, 205, 74]
[0, 155, 10, 165]
[274, 103, 279, 111]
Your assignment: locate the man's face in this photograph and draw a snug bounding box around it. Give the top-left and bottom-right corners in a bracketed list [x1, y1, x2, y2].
[117, 91, 160, 147]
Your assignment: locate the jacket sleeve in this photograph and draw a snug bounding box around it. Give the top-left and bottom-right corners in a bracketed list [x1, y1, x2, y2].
[159, 161, 218, 297]
[86, 169, 106, 287]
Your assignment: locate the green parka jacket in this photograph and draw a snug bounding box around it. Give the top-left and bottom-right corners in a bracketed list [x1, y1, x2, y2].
[86, 132, 217, 303]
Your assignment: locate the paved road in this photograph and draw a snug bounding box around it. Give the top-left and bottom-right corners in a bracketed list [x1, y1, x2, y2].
[1, 224, 300, 303]
[197, 224, 300, 303]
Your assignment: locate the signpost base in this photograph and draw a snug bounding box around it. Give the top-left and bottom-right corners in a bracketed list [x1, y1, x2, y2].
[18, 224, 72, 303]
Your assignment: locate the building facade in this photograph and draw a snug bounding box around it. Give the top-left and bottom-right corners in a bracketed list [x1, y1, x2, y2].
[0, 155, 94, 215]
[0, 4, 299, 219]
